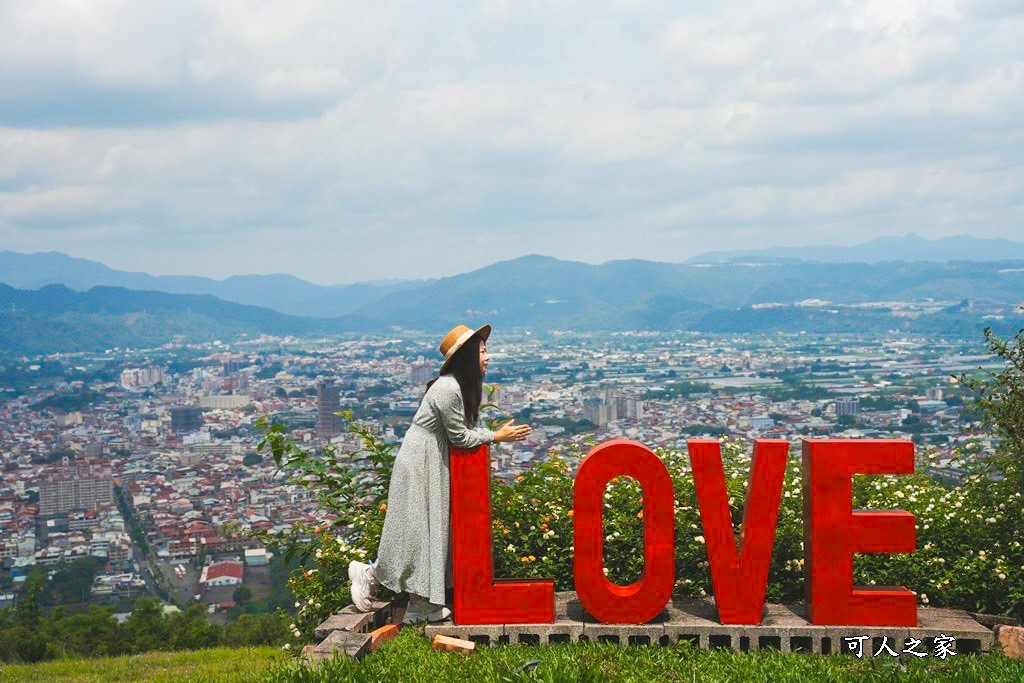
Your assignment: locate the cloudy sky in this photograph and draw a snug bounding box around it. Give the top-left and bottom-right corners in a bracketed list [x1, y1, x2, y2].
[1, 0, 1022, 284]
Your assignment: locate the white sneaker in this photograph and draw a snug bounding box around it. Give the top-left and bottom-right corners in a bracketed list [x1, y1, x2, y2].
[348, 560, 379, 612]
[402, 599, 451, 624]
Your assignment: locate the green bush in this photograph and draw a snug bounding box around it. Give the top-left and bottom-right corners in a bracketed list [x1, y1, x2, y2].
[0, 593, 290, 664]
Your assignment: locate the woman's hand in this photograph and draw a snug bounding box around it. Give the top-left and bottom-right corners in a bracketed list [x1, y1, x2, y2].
[493, 418, 531, 443]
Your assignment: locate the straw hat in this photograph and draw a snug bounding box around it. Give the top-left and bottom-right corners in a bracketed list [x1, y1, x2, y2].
[438, 323, 491, 375]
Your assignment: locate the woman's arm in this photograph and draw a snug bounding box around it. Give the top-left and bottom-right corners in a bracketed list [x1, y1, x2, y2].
[436, 381, 496, 449]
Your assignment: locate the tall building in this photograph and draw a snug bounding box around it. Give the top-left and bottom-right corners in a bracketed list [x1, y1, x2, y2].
[410, 356, 434, 386]
[926, 387, 944, 401]
[170, 406, 203, 433]
[120, 366, 166, 388]
[583, 397, 617, 427]
[615, 396, 645, 421]
[39, 461, 114, 516]
[222, 354, 245, 376]
[198, 394, 252, 409]
[316, 380, 343, 437]
[835, 397, 860, 417]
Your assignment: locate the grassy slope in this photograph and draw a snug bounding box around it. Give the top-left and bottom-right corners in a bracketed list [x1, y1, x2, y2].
[0, 647, 283, 683]
[266, 629, 1024, 683]
[4, 632, 1024, 683]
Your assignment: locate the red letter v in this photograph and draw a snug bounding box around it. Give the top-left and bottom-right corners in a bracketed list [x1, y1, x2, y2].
[688, 439, 789, 624]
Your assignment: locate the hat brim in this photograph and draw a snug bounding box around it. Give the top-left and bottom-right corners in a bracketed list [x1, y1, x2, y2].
[438, 324, 491, 375]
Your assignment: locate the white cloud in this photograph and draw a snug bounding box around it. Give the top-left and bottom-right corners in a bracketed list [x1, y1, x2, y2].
[0, 0, 1022, 282]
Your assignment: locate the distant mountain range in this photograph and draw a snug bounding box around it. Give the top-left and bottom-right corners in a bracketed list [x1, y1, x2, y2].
[346, 254, 1024, 332]
[4, 234, 1024, 320]
[0, 283, 382, 354]
[2, 249, 1023, 354]
[0, 250, 427, 318]
[689, 233, 1024, 264]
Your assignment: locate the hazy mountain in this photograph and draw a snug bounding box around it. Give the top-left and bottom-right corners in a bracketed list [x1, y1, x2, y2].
[0, 250, 426, 317]
[0, 283, 375, 354]
[346, 254, 1024, 331]
[688, 234, 1024, 264]
[2, 254, 1022, 353]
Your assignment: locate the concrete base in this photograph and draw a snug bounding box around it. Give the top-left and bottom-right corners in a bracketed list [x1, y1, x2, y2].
[424, 592, 994, 655]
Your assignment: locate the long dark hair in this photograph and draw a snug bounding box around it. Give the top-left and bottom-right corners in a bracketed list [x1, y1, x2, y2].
[425, 335, 483, 426]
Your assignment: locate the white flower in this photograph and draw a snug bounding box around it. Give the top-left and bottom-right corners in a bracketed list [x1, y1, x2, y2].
[920, 594, 929, 604]
[999, 573, 1007, 580]
[695, 535, 705, 544]
[282, 643, 291, 650]
[603, 567, 609, 576]
[294, 602, 300, 608]
[308, 598, 315, 605]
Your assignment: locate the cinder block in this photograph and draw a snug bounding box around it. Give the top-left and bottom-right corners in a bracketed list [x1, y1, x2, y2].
[506, 619, 585, 645]
[368, 599, 400, 628]
[971, 613, 1020, 628]
[313, 630, 371, 660]
[315, 598, 402, 640]
[314, 611, 374, 640]
[584, 622, 665, 646]
[432, 634, 476, 653]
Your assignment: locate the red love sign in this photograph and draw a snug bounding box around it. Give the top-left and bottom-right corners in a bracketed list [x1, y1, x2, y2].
[450, 438, 917, 627]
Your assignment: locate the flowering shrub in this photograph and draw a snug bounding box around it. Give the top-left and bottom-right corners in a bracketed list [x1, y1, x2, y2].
[245, 414, 394, 649]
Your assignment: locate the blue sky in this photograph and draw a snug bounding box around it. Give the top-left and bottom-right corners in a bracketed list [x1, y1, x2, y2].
[1, 0, 1022, 284]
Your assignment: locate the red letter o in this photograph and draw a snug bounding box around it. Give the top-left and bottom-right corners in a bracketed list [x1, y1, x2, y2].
[574, 439, 675, 624]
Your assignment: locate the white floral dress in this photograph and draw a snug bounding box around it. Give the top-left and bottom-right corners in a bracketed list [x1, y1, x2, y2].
[373, 374, 495, 606]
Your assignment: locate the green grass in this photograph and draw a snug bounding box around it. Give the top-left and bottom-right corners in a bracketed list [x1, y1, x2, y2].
[0, 647, 283, 682]
[4, 632, 1023, 683]
[262, 629, 1024, 683]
